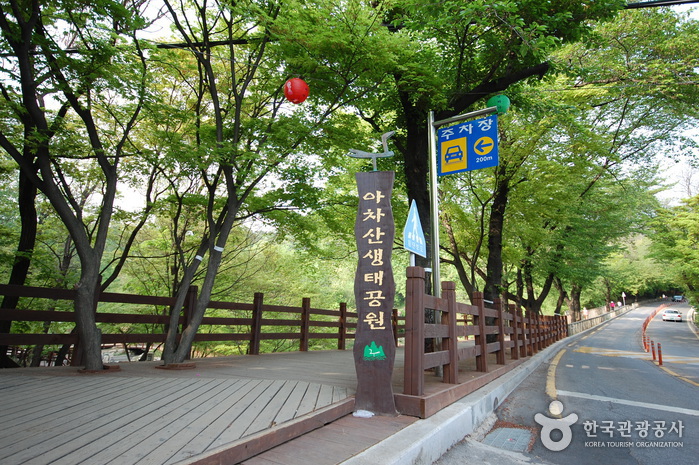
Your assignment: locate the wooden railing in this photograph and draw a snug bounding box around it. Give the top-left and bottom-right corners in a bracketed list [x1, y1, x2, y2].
[0, 283, 400, 365]
[402, 267, 568, 397]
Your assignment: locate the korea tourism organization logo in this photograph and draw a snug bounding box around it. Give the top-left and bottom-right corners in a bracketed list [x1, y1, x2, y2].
[534, 401, 578, 451]
[534, 401, 685, 451]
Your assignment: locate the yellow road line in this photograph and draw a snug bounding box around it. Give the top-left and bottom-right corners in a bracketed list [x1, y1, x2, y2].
[573, 346, 699, 387]
[546, 349, 565, 400]
[573, 346, 699, 364]
[655, 356, 699, 364]
[659, 365, 699, 387]
[573, 346, 646, 357]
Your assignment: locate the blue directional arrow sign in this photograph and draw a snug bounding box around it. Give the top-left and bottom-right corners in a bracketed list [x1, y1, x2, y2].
[438, 114, 498, 176]
[403, 200, 426, 257]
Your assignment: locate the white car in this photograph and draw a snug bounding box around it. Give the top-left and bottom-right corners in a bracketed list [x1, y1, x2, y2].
[662, 309, 682, 322]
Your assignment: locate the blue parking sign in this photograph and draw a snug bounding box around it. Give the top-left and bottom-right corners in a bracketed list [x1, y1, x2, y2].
[438, 114, 498, 176]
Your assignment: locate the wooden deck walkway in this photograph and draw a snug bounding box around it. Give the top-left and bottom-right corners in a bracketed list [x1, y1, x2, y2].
[0, 351, 367, 465]
[0, 345, 523, 464]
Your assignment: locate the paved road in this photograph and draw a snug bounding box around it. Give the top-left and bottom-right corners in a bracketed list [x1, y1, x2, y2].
[435, 303, 699, 464]
[645, 303, 699, 386]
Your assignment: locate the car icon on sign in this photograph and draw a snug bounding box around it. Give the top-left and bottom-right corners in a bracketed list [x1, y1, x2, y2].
[444, 145, 463, 163]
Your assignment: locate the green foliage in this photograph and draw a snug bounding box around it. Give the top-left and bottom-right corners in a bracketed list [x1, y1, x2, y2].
[597, 235, 674, 303]
[0, 169, 18, 268]
[389, 0, 625, 102]
[647, 195, 699, 303]
[2, 1, 699, 359]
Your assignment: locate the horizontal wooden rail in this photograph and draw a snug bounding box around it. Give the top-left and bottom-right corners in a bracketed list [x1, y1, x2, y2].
[0, 283, 407, 366]
[402, 266, 568, 398]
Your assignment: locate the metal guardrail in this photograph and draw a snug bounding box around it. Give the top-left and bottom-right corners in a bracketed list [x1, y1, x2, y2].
[567, 303, 638, 336]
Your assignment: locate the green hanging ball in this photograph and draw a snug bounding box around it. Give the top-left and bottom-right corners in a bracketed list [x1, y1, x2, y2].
[487, 94, 510, 114]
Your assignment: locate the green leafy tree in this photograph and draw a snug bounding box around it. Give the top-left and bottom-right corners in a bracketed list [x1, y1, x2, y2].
[648, 196, 699, 302]
[440, 7, 698, 320]
[600, 235, 673, 305]
[361, 0, 627, 302]
[155, 0, 405, 363]
[543, 7, 699, 313]
[0, 0, 157, 370]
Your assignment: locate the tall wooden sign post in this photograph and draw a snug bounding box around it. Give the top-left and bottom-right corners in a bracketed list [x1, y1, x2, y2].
[348, 132, 398, 416]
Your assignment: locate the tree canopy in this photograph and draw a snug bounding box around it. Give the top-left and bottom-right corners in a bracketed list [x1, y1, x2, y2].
[1, 1, 698, 365]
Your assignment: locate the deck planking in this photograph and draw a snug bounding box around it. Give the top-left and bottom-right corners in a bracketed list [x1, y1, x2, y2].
[0, 351, 363, 465]
[0, 346, 533, 464]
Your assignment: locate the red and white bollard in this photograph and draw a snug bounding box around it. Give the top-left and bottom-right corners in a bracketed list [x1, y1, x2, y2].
[657, 343, 663, 366]
[651, 340, 656, 362]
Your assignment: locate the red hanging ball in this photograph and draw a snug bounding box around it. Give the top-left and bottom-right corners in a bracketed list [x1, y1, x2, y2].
[283, 78, 309, 104]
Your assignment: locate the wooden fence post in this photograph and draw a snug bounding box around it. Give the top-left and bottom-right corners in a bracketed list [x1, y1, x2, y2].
[518, 306, 527, 358]
[526, 309, 534, 356]
[548, 316, 554, 344]
[441, 281, 458, 384]
[563, 314, 568, 339]
[473, 291, 488, 372]
[404, 267, 425, 396]
[300, 297, 310, 351]
[510, 304, 519, 360]
[550, 316, 555, 344]
[392, 308, 399, 347]
[547, 316, 553, 346]
[551, 316, 557, 344]
[495, 298, 506, 365]
[338, 302, 347, 350]
[249, 292, 264, 355]
[529, 311, 535, 355]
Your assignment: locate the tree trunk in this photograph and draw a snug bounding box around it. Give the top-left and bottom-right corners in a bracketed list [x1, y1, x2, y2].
[171, 257, 224, 363]
[55, 328, 77, 367]
[568, 283, 583, 319]
[162, 193, 238, 364]
[443, 219, 476, 297]
[395, 86, 439, 355]
[518, 253, 556, 316]
[484, 164, 510, 302]
[397, 86, 432, 276]
[73, 271, 103, 371]
[482, 165, 510, 341]
[0, 172, 38, 368]
[554, 287, 566, 315]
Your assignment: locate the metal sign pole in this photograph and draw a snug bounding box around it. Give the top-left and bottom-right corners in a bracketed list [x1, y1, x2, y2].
[433, 106, 498, 128]
[428, 111, 441, 298]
